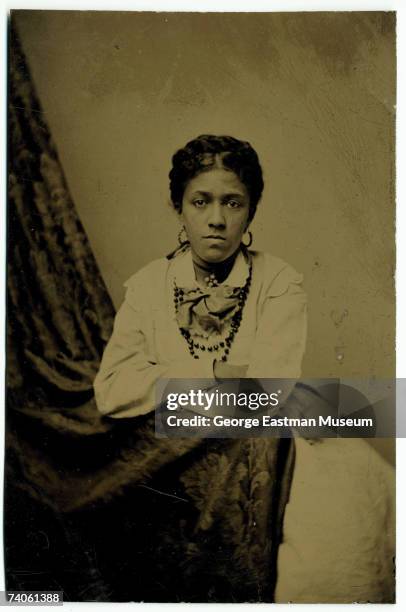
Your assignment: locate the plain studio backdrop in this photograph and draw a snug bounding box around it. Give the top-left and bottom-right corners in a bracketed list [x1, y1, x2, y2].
[14, 10, 395, 381]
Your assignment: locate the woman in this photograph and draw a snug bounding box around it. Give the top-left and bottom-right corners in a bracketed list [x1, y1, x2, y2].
[94, 135, 394, 603]
[95, 135, 306, 416]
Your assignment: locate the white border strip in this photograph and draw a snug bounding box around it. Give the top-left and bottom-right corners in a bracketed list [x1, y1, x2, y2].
[1, 3, 402, 611]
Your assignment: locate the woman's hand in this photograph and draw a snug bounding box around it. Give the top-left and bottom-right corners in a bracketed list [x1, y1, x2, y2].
[214, 360, 248, 380]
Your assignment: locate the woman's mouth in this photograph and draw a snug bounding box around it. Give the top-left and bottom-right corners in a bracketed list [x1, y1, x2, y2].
[203, 235, 226, 241]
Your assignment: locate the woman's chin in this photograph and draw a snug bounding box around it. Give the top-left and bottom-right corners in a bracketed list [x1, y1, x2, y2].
[195, 245, 240, 265]
[199, 252, 232, 265]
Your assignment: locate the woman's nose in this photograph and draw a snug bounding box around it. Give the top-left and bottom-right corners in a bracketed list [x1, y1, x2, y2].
[208, 202, 226, 227]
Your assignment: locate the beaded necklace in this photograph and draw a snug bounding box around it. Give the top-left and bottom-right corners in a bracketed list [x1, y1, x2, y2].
[173, 256, 252, 362]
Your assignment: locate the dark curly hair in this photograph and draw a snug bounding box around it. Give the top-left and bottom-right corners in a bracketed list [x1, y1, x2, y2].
[169, 134, 264, 223]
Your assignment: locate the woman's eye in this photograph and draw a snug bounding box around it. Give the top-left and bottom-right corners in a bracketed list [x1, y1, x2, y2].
[193, 199, 206, 208]
[226, 200, 241, 209]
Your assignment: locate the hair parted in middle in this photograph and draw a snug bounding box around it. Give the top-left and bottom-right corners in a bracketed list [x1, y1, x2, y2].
[169, 134, 264, 223]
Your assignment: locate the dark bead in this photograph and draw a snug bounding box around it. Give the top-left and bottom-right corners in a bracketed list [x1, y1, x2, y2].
[194, 355, 199, 359]
[219, 342, 224, 347]
[201, 346, 206, 351]
[221, 356, 227, 362]
[225, 348, 229, 354]
[208, 347, 212, 352]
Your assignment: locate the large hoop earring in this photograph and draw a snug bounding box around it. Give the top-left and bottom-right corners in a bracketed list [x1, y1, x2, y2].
[242, 230, 253, 248]
[178, 226, 189, 246]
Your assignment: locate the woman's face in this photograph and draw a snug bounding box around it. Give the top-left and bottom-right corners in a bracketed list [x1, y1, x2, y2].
[180, 168, 250, 265]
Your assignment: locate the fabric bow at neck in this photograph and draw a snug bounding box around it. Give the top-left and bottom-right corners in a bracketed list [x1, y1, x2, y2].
[176, 286, 242, 336]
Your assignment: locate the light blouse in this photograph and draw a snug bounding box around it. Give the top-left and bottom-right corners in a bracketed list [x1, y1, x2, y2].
[94, 248, 307, 418]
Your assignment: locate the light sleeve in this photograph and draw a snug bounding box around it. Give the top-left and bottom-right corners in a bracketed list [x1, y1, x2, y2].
[246, 264, 308, 382]
[93, 289, 215, 419]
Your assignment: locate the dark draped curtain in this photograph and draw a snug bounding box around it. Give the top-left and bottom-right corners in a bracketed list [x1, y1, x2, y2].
[6, 22, 295, 602]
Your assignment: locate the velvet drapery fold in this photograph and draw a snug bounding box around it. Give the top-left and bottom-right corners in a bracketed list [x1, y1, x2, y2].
[6, 23, 295, 602]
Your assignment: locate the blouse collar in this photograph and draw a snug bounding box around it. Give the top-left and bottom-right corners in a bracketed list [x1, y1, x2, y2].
[171, 247, 250, 288]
